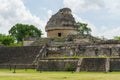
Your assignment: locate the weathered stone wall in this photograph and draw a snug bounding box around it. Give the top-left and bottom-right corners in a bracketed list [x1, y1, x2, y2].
[110, 58, 120, 71]
[23, 41, 34, 46]
[0, 46, 42, 64]
[78, 47, 120, 57]
[37, 58, 106, 71]
[47, 44, 120, 57]
[47, 29, 77, 38]
[80, 58, 106, 71]
[37, 58, 78, 71]
[37, 58, 120, 72]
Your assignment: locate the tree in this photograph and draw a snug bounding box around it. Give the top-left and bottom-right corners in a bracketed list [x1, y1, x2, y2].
[114, 36, 120, 40]
[76, 22, 91, 35]
[0, 34, 15, 46]
[9, 23, 42, 43]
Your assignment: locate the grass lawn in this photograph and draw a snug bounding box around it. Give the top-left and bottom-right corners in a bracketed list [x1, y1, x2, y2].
[0, 69, 120, 80]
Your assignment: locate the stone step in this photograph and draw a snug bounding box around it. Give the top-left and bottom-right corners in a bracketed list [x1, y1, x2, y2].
[76, 58, 83, 72]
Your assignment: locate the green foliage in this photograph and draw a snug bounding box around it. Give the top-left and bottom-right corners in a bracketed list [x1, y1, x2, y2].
[0, 69, 120, 80]
[57, 45, 62, 49]
[10, 42, 23, 46]
[0, 34, 15, 46]
[9, 23, 42, 43]
[65, 64, 74, 71]
[114, 36, 120, 40]
[76, 22, 91, 35]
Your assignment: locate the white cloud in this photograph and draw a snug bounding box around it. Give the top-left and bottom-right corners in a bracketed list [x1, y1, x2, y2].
[63, 0, 104, 12]
[0, 0, 46, 37]
[104, 0, 120, 16]
[98, 27, 120, 39]
[63, 0, 120, 39]
[47, 10, 53, 19]
[63, 0, 120, 15]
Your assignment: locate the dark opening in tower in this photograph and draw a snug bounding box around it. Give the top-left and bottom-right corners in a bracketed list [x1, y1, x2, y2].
[58, 33, 61, 37]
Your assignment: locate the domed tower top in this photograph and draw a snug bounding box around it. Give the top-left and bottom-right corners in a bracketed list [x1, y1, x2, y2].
[45, 8, 77, 38]
[59, 8, 72, 14]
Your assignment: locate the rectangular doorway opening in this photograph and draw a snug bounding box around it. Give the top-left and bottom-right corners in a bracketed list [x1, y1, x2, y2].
[58, 33, 61, 37]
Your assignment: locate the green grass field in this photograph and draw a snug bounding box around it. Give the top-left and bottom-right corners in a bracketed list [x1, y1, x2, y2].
[0, 69, 120, 80]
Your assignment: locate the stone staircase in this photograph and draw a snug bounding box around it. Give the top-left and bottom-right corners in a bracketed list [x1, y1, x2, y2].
[33, 44, 47, 65]
[76, 58, 83, 72]
[105, 58, 110, 72]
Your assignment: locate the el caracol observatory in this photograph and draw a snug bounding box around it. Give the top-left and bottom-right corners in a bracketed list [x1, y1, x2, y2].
[45, 8, 77, 38]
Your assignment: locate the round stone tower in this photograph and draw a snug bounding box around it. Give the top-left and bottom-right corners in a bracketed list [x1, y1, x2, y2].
[45, 8, 77, 38]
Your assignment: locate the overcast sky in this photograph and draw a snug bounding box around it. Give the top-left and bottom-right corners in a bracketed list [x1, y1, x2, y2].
[0, 0, 120, 39]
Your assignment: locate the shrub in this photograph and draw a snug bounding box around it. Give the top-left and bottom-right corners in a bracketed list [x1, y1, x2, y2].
[65, 64, 74, 71]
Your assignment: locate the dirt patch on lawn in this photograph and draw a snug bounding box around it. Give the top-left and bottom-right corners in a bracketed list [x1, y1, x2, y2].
[0, 72, 29, 76]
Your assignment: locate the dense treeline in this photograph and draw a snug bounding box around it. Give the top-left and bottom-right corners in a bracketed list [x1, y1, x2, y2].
[0, 34, 14, 46]
[0, 23, 42, 46]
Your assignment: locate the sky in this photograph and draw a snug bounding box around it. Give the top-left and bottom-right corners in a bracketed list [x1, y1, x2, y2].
[0, 0, 120, 39]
